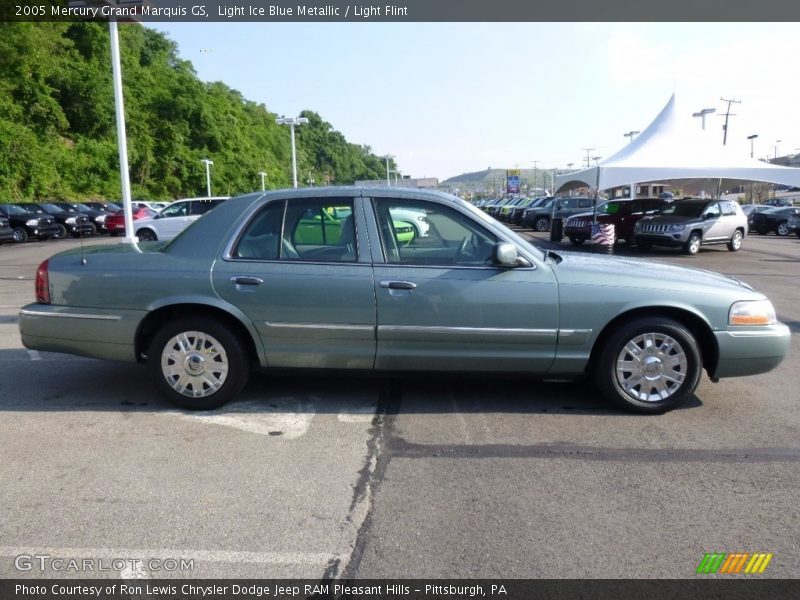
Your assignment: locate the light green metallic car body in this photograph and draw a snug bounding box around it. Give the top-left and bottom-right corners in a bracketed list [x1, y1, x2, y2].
[19, 187, 790, 387]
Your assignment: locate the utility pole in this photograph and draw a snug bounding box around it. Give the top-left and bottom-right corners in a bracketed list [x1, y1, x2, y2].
[719, 97, 741, 145]
[530, 160, 539, 194]
[582, 148, 595, 169]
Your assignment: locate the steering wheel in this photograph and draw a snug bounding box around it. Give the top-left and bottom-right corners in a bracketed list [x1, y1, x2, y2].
[457, 234, 478, 260]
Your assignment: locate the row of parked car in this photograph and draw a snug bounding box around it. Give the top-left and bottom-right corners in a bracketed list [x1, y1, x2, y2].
[0, 200, 178, 245]
[475, 195, 800, 255]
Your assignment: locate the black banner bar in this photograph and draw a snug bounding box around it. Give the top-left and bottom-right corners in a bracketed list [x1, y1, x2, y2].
[3, 0, 800, 23]
[2, 579, 799, 600]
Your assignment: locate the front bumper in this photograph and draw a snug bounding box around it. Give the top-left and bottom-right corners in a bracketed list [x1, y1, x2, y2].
[634, 233, 686, 247]
[712, 323, 791, 379]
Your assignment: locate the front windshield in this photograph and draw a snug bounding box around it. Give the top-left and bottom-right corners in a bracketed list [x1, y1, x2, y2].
[37, 203, 62, 213]
[3, 204, 30, 215]
[659, 201, 707, 218]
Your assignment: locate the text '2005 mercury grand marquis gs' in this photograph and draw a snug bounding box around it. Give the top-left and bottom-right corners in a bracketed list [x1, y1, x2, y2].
[19, 188, 790, 414]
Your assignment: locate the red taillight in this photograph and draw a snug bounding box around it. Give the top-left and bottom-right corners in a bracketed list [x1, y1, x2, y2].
[36, 259, 50, 304]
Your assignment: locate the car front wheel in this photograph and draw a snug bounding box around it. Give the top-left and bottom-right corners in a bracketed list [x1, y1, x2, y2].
[776, 221, 790, 236]
[534, 216, 551, 232]
[594, 317, 702, 414]
[683, 232, 701, 255]
[53, 224, 67, 239]
[727, 229, 743, 251]
[12, 227, 28, 243]
[149, 317, 249, 410]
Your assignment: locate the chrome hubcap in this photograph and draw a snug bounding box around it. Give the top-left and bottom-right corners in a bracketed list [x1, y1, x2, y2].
[778, 224, 788, 235]
[615, 332, 687, 402]
[732, 233, 741, 248]
[161, 331, 229, 398]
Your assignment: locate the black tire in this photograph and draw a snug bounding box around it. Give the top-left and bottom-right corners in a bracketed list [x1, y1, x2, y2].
[137, 228, 158, 242]
[727, 229, 743, 251]
[683, 231, 701, 255]
[569, 237, 585, 246]
[534, 216, 551, 232]
[776, 221, 790, 236]
[53, 224, 67, 239]
[148, 316, 250, 410]
[12, 227, 28, 243]
[593, 317, 702, 414]
[87, 223, 97, 235]
[636, 242, 651, 251]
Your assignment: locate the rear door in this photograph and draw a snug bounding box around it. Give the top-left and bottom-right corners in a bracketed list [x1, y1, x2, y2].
[212, 195, 376, 369]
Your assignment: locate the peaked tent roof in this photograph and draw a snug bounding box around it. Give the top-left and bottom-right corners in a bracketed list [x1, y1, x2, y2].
[555, 94, 800, 192]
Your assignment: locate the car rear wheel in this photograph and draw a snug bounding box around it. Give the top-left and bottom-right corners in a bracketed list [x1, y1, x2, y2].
[149, 317, 249, 410]
[53, 224, 67, 239]
[776, 221, 790, 236]
[534, 216, 551, 232]
[569, 236, 585, 246]
[137, 228, 158, 242]
[12, 227, 28, 243]
[727, 229, 743, 251]
[683, 232, 701, 255]
[594, 317, 702, 414]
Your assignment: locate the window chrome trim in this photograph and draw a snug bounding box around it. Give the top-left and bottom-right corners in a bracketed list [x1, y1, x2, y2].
[19, 309, 122, 321]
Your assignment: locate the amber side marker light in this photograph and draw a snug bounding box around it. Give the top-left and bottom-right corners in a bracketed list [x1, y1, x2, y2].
[729, 300, 776, 326]
[35, 259, 50, 304]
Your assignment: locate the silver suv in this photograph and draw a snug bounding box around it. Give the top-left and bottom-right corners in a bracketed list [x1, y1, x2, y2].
[633, 198, 748, 255]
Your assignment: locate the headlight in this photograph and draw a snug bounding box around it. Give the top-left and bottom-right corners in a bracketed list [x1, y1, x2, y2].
[729, 299, 777, 326]
[65, 217, 77, 224]
[26, 219, 38, 226]
[96, 215, 107, 222]
[668, 224, 686, 232]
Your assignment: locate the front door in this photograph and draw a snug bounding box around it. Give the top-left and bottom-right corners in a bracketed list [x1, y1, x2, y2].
[368, 197, 559, 373]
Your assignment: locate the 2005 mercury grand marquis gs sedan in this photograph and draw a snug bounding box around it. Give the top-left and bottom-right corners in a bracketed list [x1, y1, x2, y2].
[19, 188, 790, 414]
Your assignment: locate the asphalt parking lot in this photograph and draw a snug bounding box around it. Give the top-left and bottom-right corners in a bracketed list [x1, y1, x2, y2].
[0, 232, 797, 580]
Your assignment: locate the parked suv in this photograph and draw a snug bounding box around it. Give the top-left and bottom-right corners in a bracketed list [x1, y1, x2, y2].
[750, 206, 800, 236]
[788, 213, 800, 237]
[134, 197, 228, 241]
[522, 196, 598, 231]
[634, 198, 747, 255]
[31, 203, 94, 239]
[0, 203, 60, 242]
[563, 197, 669, 246]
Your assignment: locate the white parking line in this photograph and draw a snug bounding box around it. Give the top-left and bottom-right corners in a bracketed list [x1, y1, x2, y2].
[173, 398, 316, 438]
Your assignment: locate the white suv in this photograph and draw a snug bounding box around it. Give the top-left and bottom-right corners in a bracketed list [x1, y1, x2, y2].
[134, 197, 228, 242]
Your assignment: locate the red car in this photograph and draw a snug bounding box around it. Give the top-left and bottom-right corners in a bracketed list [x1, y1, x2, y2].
[563, 197, 669, 246]
[106, 206, 156, 235]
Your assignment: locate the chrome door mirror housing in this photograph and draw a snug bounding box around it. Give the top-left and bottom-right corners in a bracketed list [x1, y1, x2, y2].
[493, 242, 528, 268]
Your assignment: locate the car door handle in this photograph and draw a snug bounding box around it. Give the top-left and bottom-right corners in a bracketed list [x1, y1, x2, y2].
[380, 280, 416, 290]
[231, 276, 264, 285]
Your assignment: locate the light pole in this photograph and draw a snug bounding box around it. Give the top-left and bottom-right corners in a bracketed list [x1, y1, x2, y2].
[692, 108, 716, 131]
[258, 171, 267, 191]
[201, 158, 214, 196]
[592, 156, 602, 166]
[530, 160, 538, 195]
[624, 130, 640, 143]
[276, 116, 309, 188]
[384, 155, 395, 186]
[747, 134, 758, 159]
[774, 139, 782, 160]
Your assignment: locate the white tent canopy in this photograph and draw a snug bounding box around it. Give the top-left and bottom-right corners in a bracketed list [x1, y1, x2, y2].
[556, 94, 800, 193]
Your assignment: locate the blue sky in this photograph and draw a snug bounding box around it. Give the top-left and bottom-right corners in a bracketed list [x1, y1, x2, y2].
[147, 22, 800, 180]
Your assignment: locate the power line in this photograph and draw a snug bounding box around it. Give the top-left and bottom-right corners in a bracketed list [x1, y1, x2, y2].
[719, 97, 741, 145]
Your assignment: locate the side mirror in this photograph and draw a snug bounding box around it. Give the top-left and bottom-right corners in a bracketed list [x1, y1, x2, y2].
[493, 242, 528, 268]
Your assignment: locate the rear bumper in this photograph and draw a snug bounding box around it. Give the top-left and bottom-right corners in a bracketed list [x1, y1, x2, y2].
[711, 323, 791, 379]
